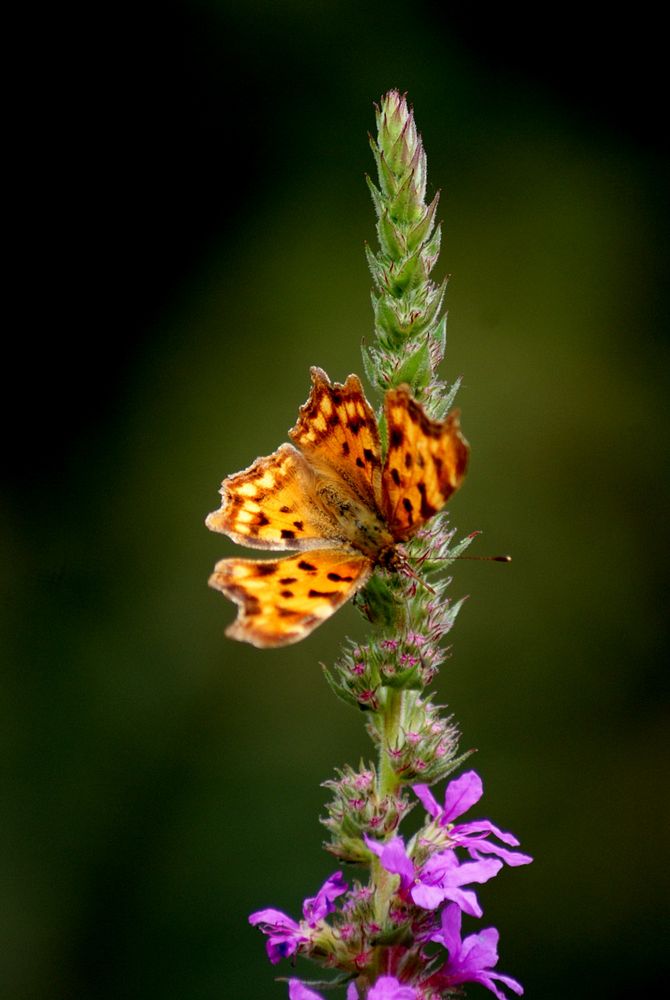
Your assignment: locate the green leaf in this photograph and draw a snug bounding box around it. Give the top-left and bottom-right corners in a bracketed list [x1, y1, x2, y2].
[374, 294, 405, 344]
[378, 210, 406, 258]
[373, 145, 399, 198]
[389, 169, 424, 224]
[423, 222, 442, 272]
[365, 174, 385, 219]
[442, 374, 462, 411]
[321, 665, 359, 707]
[392, 340, 432, 389]
[406, 191, 440, 253]
[354, 575, 402, 628]
[431, 314, 447, 360]
[389, 246, 425, 295]
[361, 343, 377, 386]
[365, 244, 386, 287]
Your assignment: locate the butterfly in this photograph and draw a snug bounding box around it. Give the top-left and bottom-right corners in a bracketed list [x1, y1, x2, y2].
[206, 367, 469, 647]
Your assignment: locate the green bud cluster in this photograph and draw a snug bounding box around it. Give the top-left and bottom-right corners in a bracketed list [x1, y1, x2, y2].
[364, 90, 459, 418]
[321, 763, 413, 861]
[365, 695, 467, 786]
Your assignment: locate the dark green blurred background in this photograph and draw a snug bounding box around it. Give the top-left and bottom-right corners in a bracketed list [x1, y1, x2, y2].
[4, 2, 668, 997]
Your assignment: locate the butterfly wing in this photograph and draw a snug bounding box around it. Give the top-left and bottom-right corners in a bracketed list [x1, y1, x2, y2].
[382, 388, 469, 541]
[206, 442, 343, 551]
[290, 367, 383, 511]
[209, 549, 373, 647]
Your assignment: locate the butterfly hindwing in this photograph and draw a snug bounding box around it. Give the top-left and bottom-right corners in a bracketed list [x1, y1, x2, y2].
[209, 549, 373, 647]
[382, 388, 469, 541]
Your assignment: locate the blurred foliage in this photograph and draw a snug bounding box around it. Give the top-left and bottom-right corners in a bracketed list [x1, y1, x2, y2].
[3, 2, 668, 998]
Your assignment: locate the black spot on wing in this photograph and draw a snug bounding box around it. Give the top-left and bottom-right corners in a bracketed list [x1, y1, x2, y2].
[293, 520, 304, 531]
[255, 564, 277, 577]
[308, 588, 340, 605]
[390, 427, 404, 448]
[417, 482, 437, 519]
[327, 572, 354, 582]
[281, 529, 296, 539]
[390, 468, 401, 486]
[279, 576, 298, 584]
[298, 560, 317, 572]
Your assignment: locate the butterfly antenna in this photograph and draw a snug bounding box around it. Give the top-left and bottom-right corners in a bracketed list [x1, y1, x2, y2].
[427, 554, 511, 564]
[457, 554, 512, 563]
[396, 551, 436, 594]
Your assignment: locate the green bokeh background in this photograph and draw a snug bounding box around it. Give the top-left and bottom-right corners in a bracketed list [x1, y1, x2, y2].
[4, 2, 668, 997]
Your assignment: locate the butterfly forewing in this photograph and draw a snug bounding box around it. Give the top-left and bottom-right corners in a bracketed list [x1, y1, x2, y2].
[209, 549, 373, 647]
[382, 389, 469, 541]
[206, 443, 343, 551]
[290, 367, 383, 512]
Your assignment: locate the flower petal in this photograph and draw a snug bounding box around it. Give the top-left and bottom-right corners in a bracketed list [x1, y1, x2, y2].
[454, 819, 521, 847]
[411, 882, 451, 910]
[288, 980, 325, 1000]
[449, 856, 503, 887]
[368, 975, 417, 998]
[434, 903, 463, 955]
[249, 908, 297, 930]
[303, 871, 347, 925]
[470, 972, 524, 1000]
[442, 771, 483, 823]
[365, 834, 414, 890]
[438, 886, 483, 918]
[413, 783, 441, 818]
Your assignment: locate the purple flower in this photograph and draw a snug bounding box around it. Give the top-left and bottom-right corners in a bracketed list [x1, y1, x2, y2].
[302, 871, 347, 923]
[368, 975, 417, 999]
[288, 981, 359, 1000]
[364, 834, 502, 917]
[249, 872, 347, 964]
[411, 849, 503, 916]
[248, 907, 306, 964]
[414, 771, 533, 868]
[364, 835, 414, 892]
[427, 904, 524, 1000]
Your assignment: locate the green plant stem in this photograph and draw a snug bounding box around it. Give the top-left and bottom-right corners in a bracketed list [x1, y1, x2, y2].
[378, 687, 403, 798]
[371, 687, 404, 938]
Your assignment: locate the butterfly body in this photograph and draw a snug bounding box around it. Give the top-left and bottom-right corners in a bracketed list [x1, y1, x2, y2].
[206, 368, 468, 647]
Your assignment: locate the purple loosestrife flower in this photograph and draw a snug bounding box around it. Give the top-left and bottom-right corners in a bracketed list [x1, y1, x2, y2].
[288, 977, 416, 1000]
[288, 981, 358, 1000]
[364, 834, 502, 916]
[425, 904, 524, 1000]
[367, 976, 417, 999]
[414, 771, 533, 868]
[249, 872, 347, 964]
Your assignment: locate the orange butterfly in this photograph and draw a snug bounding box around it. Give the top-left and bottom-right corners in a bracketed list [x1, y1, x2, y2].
[206, 368, 469, 647]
